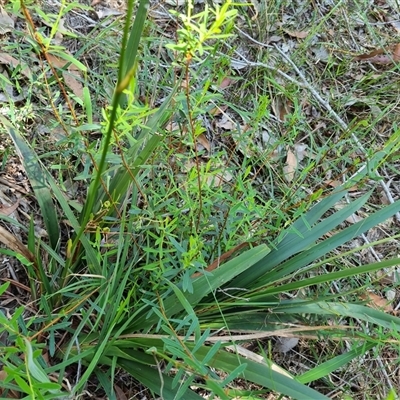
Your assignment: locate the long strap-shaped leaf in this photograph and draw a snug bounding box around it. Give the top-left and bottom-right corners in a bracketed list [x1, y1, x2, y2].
[118, 358, 204, 399]
[130, 245, 270, 330]
[254, 197, 400, 288]
[117, 338, 329, 399]
[3, 117, 60, 250]
[262, 256, 400, 296]
[230, 190, 371, 288]
[2, 117, 101, 273]
[275, 301, 400, 331]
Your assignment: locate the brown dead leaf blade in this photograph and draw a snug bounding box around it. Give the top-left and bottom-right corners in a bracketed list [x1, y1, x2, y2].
[361, 292, 393, 313]
[47, 53, 84, 99]
[354, 43, 400, 65]
[283, 147, 297, 183]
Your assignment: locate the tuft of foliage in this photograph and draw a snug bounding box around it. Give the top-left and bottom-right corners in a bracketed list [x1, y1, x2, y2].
[1, 0, 400, 398]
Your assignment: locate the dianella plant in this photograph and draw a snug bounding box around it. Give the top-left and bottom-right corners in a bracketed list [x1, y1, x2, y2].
[0, 0, 400, 398]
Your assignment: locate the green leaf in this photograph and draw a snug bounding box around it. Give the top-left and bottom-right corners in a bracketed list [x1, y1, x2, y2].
[258, 197, 400, 289]
[118, 337, 328, 399]
[24, 339, 52, 385]
[262, 257, 400, 296]
[130, 244, 270, 330]
[276, 301, 400, 331]
[194, 346, 329, 400]
[297, 341, 375, 384]
[3, 117, 60, 249]
[230, 190, 367, 288]
[118, 359, 204, 399]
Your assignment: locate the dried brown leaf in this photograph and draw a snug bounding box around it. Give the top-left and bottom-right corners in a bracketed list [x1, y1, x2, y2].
[0, 52, 32, 79]
[0, 7, 14, 34]
[196, 133, 211, 153]
[95, 8, 123, 19]
[114, 384, 128, 400]
[216, 115, 235, 130]
[283, 147, 297, 182]
[47, 53, 84, 99]
[267, 35, 283, 43]
[345, 213, 363, 224]
[192, 242, 249, 278]
[324, 180, 358, 191]
[294, 143, 307, 162]
[274, 337, 299, 353]
[284, 29, 309, 39]
[219, 77, 235, 89]
[0, 226, 34, 262]
[361, 292, 393, 313]
[209, 105, 227, 116]
[271, 96, 292, 121]
[0, 200, 20, 217]
[0, 369, 20, 398]
[354, 43, 400, 64]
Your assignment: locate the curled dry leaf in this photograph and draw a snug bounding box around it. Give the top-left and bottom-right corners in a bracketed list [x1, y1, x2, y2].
[95, 8, 124, 19]
[0, 199, 20, 217]
[219, 76, 235, 90]
[324, 180, 358, 191]
[46, 53, 84, 100]
[271, 95, 292, 121]
[209, 104, 227, 116]
[216, 114, 236, 130]
[0, 7, 14, 34]
[113, 384, 128, 400]
[0, 370, 20, 398]
[0, 52, 32, 79]
[294, 143, 308, 162]
[206, 170, 233, 187]
[196, 133, 211, 153]
[376, 267, 400, 285]
[361, 292, 393, 313]
[284, 29, 309, 39]
[191, 242, 249, 278]
[0, 225, 34, 262]
[283, 147, 297, 183]
[354, 43, 400, 65]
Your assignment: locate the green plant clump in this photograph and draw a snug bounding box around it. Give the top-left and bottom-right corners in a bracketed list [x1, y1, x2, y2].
[1, 0, 400, 398]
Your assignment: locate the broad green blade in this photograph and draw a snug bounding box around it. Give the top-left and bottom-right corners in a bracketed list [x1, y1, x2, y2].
[192, 345, 329, 399]
[4, 118, 60, 249]
[121, 0, 149, 90]
[111, 337, 328, 399]
[261, 256, 400, 296]
[230, 191, 370, 288]
[118, 359, 204, 399]
[297, 341, 375, 384]
[276, 301, 400, 331]
[255, 197, 400, 287]
[79, 0, 150, 229]
[129, 245, 270, 331]
[200, 312, 301, 331]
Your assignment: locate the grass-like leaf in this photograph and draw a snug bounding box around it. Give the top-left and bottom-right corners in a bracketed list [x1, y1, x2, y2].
[3, 117, 60, 249]
[297, 341, 376, 384]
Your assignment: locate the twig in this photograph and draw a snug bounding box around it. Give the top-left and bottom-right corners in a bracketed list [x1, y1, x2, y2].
[274, 44, 400, 222]
[227, 32, 400, 221]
